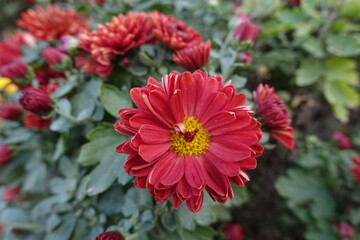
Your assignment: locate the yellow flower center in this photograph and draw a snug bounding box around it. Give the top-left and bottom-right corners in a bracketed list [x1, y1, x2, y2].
[170, 117, 210, 156]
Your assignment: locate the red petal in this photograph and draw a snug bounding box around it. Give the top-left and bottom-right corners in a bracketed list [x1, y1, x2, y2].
[139, 124, 170, 144]
[138, 143, 170, 162]
[184, 156, 206, 189]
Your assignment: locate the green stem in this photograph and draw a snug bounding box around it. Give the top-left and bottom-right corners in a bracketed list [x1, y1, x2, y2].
[222, 50, 238, 81]
[54, 108, 78, 122]
[212, 32, 233, 72]
[0, 221, 43, 231]
[15, 145, 41, 151]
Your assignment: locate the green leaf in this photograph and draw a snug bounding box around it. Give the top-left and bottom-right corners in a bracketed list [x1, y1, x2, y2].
[326, 33, 360, 57]
[295, 59, 322, 86]
[45, 214, 76, 240]
[97, 185, 124, 216]
[302, 38, 326, 58]
[324, 80, 359, 108]
[341, 0, 360, 17]
[55, 99, 71, 115]
[77, 124, 127, 166]
[323, 58, 358, 84]
[99, 84, 132, 118]
[176, 204, 195, 231]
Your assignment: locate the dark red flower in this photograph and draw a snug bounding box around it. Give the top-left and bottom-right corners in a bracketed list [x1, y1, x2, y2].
[35, 65, 65, 86]
[17, 5, 89, 41]
[0, 59, 28, 79]
[223, 223, 245, 240]
[350, 154, 360, 185]
[3, 187, 21, 202]
[253, 84, 294, 149]
[172, 40, 211, 71]
[0, 145, 13, 166]
[96, 231, 124, 240]
[289, 0, 301, 6]
[23, 111, 51, 130]
[77, 12, 149, 77]
[337, 223, 355, 239]
[150, 11, 202, 50]
[115, 70, 263, 213]
[0, 103, 21, 121]
[84, 0, 105, 3]
[332, 131, 352, 149]
[233, 15, 259, 42]
[19, 87, 52, 114]
[41, 47, 68, 65]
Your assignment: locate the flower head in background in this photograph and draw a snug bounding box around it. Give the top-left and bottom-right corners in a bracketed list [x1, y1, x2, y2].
[35, 66, 65, 86]
[337, 223, 355, 239]
[350, 154, 360, 186]
[289, 0, 301, 6]
[3, 187, 21, 202]
[0, 145, 13, 166]
[150, 11, 202, 50]
[253, 84, 294, 149]
[172, 40, 211, 71]
[96, 231, 124, 240]
[17, 5, 89, 41]
[0, 59, 28, 80]
[115, 70, 263, 212]
[19, 87, 52, 115]
[41, 47, 69, 66]
[0, 103, 21, 121]
[233, 14, 259, 42]
[0, 78, 18, 95]
[332, 131, 352, 149]
[23, 111, 51, 130]
[222, 223, 245, 240]
[77, 12, 149, 77]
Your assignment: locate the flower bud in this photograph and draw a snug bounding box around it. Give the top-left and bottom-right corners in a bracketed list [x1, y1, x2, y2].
[233, 19, 259, 42]
[0, 59, 28, 79]
[3, 187, 20, 202]
[222, 223, 245, 240]
[23, 111, 51, 130]
[96, 231, 124, 240]
[0, 145, 13, 166]
[0, 103, 21, 120]
[332, 131, 352, 149]
[238, 52, 253, 64]
[19, 87, 52, 114]
[289, 0, 300, 6]
[42, 47, 68, 65]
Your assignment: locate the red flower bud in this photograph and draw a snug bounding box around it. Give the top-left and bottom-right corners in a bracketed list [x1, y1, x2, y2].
[233, 16, 259, 42]
[0, 59, 28, 79]
[19, 87, 52, 114]
[3, 187, 20, 202]
[332, 131, 352, 149]
[23, 111, 51, 130]
[289, 0, 300, 6]
[0, 103, 21, 121]
[222, 223, 245, 240]
[96, 231, 124, 240]
[41, 47, 67, 65]
[0, 145, 13, 166]
[238, 52, 253, 64]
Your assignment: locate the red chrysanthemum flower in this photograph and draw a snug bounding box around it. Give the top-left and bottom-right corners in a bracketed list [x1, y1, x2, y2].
[0, 145, 13, 166]
[23, 111, 51, 130]
[115, 70, 263, 213]
[3, 187, 21, 203]
[77, 12, 149, 77]
[253, 84, 294, 149]
[17, 5, 89, 41]
[222, 223, 245, 240]
[0, 103, 21, 121]
[350, 154, 360, 185]
[150, 11, 202, 50]
[19, 87, 52, 115]
[332, 131, 352, 149]
[172, 40, 211, 71]
[96, 231, 124, 240]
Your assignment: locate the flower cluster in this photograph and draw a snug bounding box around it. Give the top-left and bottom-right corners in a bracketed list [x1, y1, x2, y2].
[77, 11, 210, 76]
[253, 84, 294, 149]
[17, 5, 88, 41]
[115, 70, 263, 212]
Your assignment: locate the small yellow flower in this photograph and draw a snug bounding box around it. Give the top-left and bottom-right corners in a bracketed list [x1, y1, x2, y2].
[0, 78, 19, 95]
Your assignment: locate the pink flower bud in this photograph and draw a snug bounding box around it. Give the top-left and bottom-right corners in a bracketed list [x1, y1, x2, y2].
[0, 145, 13, 166]
[222, 223, 245, 240]
[19, 87, 52, 114]
[96, 231, 124, 240]
[238, 52, 253, 64]
[3, 187, 20, 202]
[0, 59, 28, 79]
[289, 0, 301, 6]
[233, 16, 259, 42]
[41, 47, 68, 65]
[0, 103, 21, 121]
[332, 131, 352, 149]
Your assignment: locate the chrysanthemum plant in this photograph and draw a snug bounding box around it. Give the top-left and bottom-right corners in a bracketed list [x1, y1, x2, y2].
[3, 0, 359, 239]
